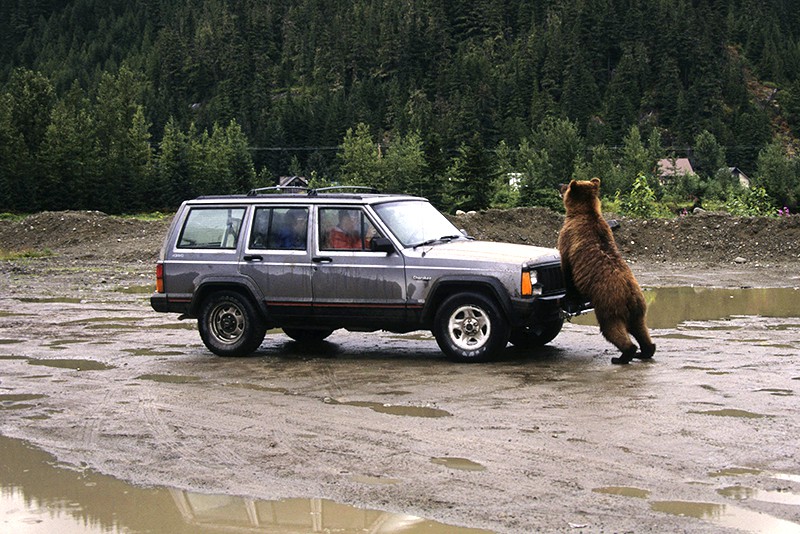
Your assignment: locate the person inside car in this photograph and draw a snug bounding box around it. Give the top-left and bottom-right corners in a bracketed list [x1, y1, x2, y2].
[276, 208, 308, 249]
[328, 210, 362, 249]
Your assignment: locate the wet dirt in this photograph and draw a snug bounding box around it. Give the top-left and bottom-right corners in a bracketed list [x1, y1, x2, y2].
[1, 210, 800, 533]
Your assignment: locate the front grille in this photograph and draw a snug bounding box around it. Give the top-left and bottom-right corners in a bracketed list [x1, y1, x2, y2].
[537, 263, 565, 296]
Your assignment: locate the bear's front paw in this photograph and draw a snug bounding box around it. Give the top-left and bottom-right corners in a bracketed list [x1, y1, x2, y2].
[611, 356, 631, 364]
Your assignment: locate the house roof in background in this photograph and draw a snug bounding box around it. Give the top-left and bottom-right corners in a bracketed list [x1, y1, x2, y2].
[657, 158, 694, 176]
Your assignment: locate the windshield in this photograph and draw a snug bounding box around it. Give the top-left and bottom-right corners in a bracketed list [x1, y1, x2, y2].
[373, 200, 463, 247]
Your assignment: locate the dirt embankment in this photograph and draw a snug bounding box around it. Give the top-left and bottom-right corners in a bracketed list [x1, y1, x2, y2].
[1, 208, 799, 288]
[453, 206, 800, 266]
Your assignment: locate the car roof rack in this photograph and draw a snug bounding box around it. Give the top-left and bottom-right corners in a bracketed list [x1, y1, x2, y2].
[247, 185, 382, 197]
[308, 185, 380, 196]
[247, 186, 309, 196]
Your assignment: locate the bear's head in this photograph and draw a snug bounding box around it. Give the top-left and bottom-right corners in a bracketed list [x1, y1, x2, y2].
[562, 178, 601, 215]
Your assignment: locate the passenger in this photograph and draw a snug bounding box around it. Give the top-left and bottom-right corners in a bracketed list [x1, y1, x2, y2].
[328, 210, 362, 249]
[276, 209, 307, 249]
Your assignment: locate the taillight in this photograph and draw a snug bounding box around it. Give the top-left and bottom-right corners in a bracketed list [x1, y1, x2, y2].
[155, 263, 164, 293]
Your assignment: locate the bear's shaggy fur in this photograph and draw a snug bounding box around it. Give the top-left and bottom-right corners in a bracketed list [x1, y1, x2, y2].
[558, 178, 656, 364]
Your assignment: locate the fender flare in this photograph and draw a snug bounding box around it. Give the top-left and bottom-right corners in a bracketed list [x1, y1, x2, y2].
[188, 275, 267, 319]
[422, 275, 513, 325]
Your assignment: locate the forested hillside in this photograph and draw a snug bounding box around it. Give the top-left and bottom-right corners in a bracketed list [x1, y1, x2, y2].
[2, 0, 800, 214]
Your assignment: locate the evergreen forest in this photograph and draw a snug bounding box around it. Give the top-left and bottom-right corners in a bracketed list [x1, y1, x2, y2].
[2, 0, 800, 215]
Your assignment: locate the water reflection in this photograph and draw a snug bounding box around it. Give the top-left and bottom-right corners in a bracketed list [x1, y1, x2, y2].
[573, 287, 800, 329]
[651, 500, 800, 533]
[0, 435, 488, 534]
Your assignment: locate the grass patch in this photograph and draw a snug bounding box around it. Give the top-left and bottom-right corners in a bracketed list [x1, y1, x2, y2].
[0, 212, 28, 222]
[0, 248, 54, 260]
[120, 211, 171, 221]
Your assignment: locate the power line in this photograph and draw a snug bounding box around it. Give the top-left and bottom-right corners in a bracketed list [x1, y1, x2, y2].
[248, 146, 341, 151]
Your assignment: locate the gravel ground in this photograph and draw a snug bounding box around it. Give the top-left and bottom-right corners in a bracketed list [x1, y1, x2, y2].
[1, 210, 799, 533]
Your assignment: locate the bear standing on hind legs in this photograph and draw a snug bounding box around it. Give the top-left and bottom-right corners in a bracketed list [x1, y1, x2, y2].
[558, 178, 656, 364]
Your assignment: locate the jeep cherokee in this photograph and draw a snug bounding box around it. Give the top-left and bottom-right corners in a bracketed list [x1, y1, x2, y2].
[151, 186, 580, 361]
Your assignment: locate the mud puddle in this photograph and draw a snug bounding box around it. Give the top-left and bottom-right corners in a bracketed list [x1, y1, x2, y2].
[573, 286, 800, 328]
[650, 500, 800, 533]
[0, 435, 488, 534]
[594, 470, 800, 534]
[2, 281, 800, 533]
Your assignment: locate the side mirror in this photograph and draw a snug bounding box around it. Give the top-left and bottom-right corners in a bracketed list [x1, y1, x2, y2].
[370, 236, 395, 254]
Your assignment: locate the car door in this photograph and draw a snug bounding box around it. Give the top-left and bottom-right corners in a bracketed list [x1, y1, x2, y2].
[311, 206, 407, 325]
[238, 205, 313, 320]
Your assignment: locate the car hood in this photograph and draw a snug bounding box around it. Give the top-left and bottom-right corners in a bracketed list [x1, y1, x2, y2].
[410, 239, 560, 265]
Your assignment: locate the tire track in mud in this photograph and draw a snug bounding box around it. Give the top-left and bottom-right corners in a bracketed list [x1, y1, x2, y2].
[133, 383, 259, 471]
[74, 387, 115, 455]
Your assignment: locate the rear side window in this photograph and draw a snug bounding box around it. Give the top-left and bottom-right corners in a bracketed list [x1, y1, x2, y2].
[249, 207, 309, 250]
[177, 208, 246, 249]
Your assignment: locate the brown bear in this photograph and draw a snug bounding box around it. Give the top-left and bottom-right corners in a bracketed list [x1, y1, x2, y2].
[558, 178, 656, 364]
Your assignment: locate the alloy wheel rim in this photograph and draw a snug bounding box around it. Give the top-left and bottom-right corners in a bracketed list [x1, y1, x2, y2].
[448, 304, 490, 351]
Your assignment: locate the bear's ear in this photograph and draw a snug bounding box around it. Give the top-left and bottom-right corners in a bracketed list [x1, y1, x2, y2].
[590, 177, 601, 188]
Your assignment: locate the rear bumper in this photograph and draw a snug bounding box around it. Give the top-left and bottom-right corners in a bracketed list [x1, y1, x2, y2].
[150, 293, 190, 314]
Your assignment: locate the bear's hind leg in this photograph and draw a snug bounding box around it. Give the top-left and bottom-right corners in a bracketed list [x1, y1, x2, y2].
[630, 316, 656, 360]
[600, 319, 638, 365]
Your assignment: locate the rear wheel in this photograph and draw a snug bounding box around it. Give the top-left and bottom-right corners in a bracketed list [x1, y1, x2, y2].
[509, 319, 563, 349]
[198, 290, 266, 357]
[433, 292, 509, 362]
[282, 327, 334, 343]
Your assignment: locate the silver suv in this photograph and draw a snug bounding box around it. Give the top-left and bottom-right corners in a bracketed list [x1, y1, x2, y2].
[151, 187, 575, 362]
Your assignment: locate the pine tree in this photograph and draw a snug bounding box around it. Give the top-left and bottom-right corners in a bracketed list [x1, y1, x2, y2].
[39, 87, 101, 210]
[158, 117, 193, 205]
[382, 131, 428, 196]
[446, 133, 495, 213]
[692, 130, 726, 179]
[336, 123, 382, 189]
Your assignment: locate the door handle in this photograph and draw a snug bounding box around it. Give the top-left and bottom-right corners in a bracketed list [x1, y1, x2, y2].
[312, 256, 333, 264]
[243, 254, 263, 262]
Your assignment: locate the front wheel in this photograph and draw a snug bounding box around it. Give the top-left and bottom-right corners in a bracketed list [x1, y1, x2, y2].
[509, 319, 563, 349]
[198, 290, 266, 357]
[433, 292, 510, 362]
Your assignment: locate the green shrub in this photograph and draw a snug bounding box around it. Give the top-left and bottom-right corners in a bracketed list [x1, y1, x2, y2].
[523, 188, 565, 213]
[618, 173, 666, 218]
[724, 186, 777, 216]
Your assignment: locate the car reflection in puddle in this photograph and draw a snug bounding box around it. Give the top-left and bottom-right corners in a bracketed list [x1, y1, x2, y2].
[0, 435, 489, 534]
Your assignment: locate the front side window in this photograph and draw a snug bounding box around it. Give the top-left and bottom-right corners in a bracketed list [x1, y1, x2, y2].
[178, 208, 245, 249]
[319, 208, 379, 251]
[250, 207, 309, 250]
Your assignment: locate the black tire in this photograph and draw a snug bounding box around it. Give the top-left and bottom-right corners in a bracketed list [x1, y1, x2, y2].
[433, 292, 510, 362]
[509, 319, 564, 349]
[282, 327, 334, 343]
[198, 290, 267, 357]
